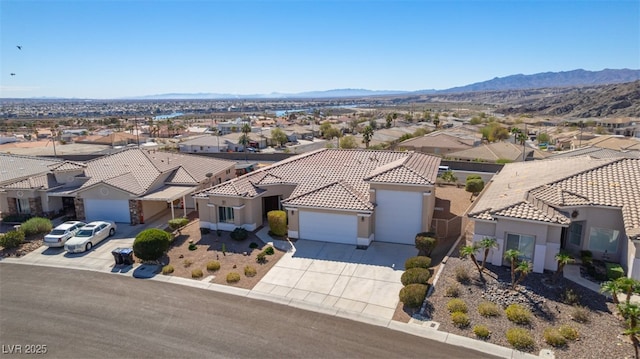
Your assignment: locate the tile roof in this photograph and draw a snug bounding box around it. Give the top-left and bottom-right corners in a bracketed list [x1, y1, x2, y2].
[0, 153, 61, 185]
[492, 201, 571, 225]
[548, 146, 640, 159]
[282, 180, 374, 211]
[197, 148, 440, 211]
[3, 173, 62, 190]
[47, 161, 87, 171]
[448, 141, 529, 162]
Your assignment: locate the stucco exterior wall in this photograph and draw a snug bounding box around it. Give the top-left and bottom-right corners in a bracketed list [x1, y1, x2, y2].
[142, 201, 167, 221]
[77, 185, 132, 200]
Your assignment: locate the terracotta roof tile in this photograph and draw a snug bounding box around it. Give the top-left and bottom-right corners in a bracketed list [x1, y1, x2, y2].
[282, 180, 374, 211]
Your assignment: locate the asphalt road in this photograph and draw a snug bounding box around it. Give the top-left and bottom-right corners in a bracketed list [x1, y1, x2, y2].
[0, 263, 499, 359]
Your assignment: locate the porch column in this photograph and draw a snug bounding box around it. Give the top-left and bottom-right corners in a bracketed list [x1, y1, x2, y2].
[182, 195, 187, 217]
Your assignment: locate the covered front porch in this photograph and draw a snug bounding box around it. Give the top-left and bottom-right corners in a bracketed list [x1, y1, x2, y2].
[138, 185, 196, 224]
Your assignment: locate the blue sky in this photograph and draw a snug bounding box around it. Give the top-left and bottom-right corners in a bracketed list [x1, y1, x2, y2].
[1, 0, 638, 99]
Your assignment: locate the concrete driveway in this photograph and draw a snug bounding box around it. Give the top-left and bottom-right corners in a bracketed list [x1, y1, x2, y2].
[253, 238, 418, 320]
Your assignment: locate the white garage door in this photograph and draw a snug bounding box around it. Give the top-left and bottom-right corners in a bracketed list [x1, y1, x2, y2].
[84, 199, 130, 223]
[299, 211, 357, 244]
[375, 190, 422, 244]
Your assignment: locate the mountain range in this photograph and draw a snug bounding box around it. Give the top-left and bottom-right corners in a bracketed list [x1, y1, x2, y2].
[130, 68, 640, 100]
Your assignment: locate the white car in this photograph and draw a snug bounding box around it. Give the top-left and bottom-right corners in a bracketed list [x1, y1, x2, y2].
[43, 221, 86, 248]
[64, 221, 116, 253]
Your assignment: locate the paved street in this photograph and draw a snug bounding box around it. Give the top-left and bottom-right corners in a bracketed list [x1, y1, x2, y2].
[0, 264, 499, 359]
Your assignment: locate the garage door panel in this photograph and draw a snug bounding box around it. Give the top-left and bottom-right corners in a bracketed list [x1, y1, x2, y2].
[375, 190, 422, 244]
[84, 199, 130, 223]
[299, 211, 357, 245]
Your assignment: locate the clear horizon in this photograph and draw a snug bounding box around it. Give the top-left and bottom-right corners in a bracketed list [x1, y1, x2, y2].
[1, 0, 639, 99]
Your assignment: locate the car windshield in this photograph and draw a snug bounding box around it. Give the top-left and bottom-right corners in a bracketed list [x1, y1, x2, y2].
[75, 229, 93, 237]
[50, 229, 66, 235]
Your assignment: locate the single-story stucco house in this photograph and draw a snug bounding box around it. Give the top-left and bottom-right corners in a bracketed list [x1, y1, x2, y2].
[194, 148, 441, 247]
[467, 156, 640, 279]
[0, 149, 236, 224]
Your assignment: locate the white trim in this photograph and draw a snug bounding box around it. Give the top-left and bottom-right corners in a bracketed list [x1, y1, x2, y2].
[533, 244, 546, 273]
[217, 222, 237, 231]
[200, 221, 213, 229]
[288, 230, 299, 239]
[492, 215, 569, 227]
[357, 234, 374, 247]
[232, 205, 246, 210]
[283, 204, 373, 214]
[206, 203, 216, 208]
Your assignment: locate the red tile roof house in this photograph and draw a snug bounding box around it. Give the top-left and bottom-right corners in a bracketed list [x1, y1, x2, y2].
[0, 149, 236, 224]
[467, 156, 640, 279]
[194, 148, 442, 246]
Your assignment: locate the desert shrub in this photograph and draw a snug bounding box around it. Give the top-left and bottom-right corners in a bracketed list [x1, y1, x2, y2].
[161, 264, 174, 275]
[580, 250, 593, 265]
[263, 246, 275, 255]
[401, 268, 431, 286]
[168, 217, 189, 231]
[451, 311, 470, 328]
[445, 283, 460, 297]
[132, 228, 172, 262]
[506, 327, 535, 351]
[244, 265, 257, 277]
[473, 325, 491, 339]
[20, 217, 52, 236]
[560, 288, 581, 306]
[404, 256, 432, 270]
[606, 262, 624, 280]
[188, 242, 197, 251]
[249, 242, 259, 249]
[0, 230, 25, 249]
[1, 213, 32, 223]
[543, 328, 566, 347]
[505, 304, 532, 325]
[191, 269, 204, 278]
[230, 227, 249, 241]
[571, 306, 590, 323]
[399, 284, 428, 308]
[206, 261, 221, 271]
[455, 266, 470, 284]
[447, 298, 468, 313]
[226, 272, 241, 283]
[183, 259, 194, 268]
[256, 252, 267, 263]
[478, 301, 501, 317]
[267, 210, 287, 237]
[415, 232, 437, 256]
[558, 324, 579, 340]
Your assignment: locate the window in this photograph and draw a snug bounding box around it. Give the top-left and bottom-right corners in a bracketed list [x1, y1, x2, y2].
[16, 198, 30, 214]
[505, 233, 535, 262]
[588, 227, 619, 253]
[568, 221, 584, 246]
[218, 207, 234, 223]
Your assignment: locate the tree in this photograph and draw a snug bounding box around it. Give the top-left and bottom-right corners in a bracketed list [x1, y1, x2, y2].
[415, 232, 437, 256]
[504, 249, 522, 289]
[385, 114, 392, 129]
[133, 228, 172, 262]
[339, 135, 358, 149]
[465, 175, 485, 200]
[271, 128, 288, 147]
[433, 117, 440, 129]
[538, 132, 550, 144]
[441, 170, 457, 185]
[478, 237, 498, 272]
[616, 277, 640, 304]
[319, 121, 332, 137]
[513, 260, 532, 289]
[511, 127, 521, 143]
[460, 244, 482, 274]
[601, 280, 621, 305]
[554, 252, 574, 283]
[618, 303, 640, 359]
[517, 132, 528, 145]
[324, 127, 341, 141]
[362, 125, 374, 148]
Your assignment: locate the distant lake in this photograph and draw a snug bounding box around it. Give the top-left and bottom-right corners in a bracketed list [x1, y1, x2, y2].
[154, 112, 184, 120]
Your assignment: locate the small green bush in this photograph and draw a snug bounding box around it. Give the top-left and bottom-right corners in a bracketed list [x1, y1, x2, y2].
[20, 217, 52, 236]
[455, 266, 470, 284]
[561, 288, 581, 306]
[263, 246, 275, 255]
[478, 301, 501, 317]
[447, 298, 468, 313]
[256, 252, 266, 263]
[188, 243, 197, 251]
[445, 283, 460, 297]
[133, 228, 172, 262]
[399, 283, 428, 308]
[1, 213, 32, 223]
[606, 262, 624, 280]
[473, 325, 491, 339]
[505, 304, 532, 325]
[558, 324, 579, 340]
[401, 268, 431, 286]
[168, 217, 189, 231]
[161, 264, 174, 275]
[267, 210, 287, 237]
[244, 265, 257, 277]
[249, 242, 259, 249]
[230, 227, 248, 241]
[543, 328, 566, 347]
[415, 232, 437, 256]
[226, 272, 241, 283]
[571, 306, 590, 323]
[191, 269, 204, 278]
[0, 230, 25, 249]
[506, 327, 535, 351]
[451, 311, 470, 328]
[404, 256, 432, 270]
[206, 261, 221, 271]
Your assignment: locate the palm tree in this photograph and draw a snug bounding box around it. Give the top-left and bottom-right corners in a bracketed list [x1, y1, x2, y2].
[616, 277, 640, 304]
[460, 244, 482, 274]
[601, 280, 621, 305]
[553, 252, 574, 283]
[504, 249, 522, 289]
[618, 302, 640, 359]
[513, 261, 533, 289]
[362, 125, 374, 149]
[478, 237, 498, 272]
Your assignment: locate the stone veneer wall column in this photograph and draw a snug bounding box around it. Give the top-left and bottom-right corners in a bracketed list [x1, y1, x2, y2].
[129, 200, 142, 225]
[29, 197, 43, 216]
[74, 198, 85, 220]
[7, 198, 18, 216]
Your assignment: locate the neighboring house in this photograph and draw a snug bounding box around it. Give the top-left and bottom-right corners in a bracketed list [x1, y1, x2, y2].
[398, 132, 477, 155]
[595, 118, 635, 133]
[194, 148, 441, 247]
[576, 135, 640, 152]
[76, 132, 142, 147]
[547, 146, 640, 160]
[0, 136, 19, 145]
[179, 135, 229, 153]
[0, 149, 236, 224]
[467, 156, 640, 279]
[447, 141, 534, 163]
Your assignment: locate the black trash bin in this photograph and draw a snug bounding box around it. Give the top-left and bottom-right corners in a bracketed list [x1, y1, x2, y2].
[111, 248, 124, 265]
[120, 248, 134, 265]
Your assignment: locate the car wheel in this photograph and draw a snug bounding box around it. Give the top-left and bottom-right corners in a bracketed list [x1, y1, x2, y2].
[109, 228, 115, 236]
[85, 242, 93, 252]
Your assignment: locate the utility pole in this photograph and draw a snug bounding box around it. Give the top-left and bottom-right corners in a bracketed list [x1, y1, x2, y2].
[522, 123, 527, 162]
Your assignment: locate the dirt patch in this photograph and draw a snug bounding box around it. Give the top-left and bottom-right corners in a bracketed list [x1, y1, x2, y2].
[162, 220, 284, 290]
